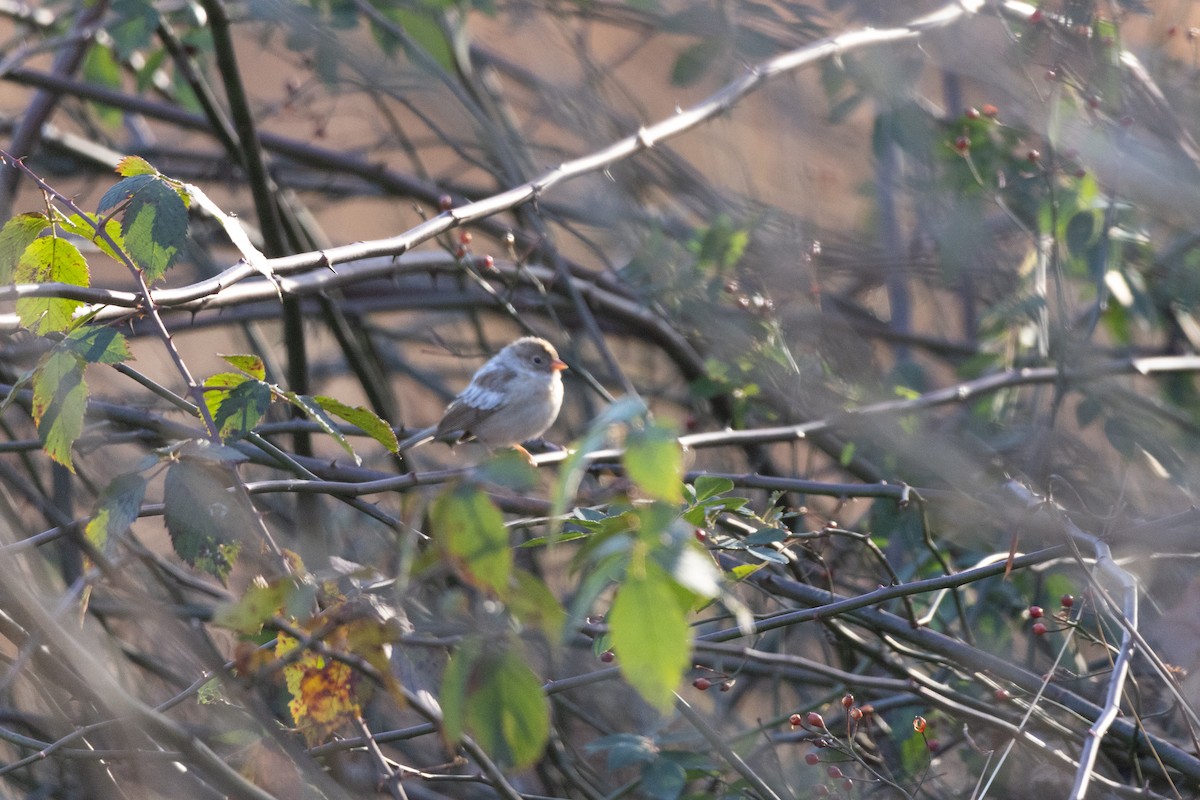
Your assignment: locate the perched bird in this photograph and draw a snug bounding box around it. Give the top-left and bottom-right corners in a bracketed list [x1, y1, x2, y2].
[399, 336, 567, 455]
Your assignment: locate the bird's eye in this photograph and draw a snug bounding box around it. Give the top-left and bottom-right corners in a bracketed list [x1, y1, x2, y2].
[532, 355, 544, 364]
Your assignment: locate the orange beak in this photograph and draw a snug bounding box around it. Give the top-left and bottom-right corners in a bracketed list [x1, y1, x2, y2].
[551, 358, 568, 372]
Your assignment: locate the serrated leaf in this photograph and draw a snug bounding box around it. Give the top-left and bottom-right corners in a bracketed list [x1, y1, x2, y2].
[121, 178, 188, 282]
[624, 422, 682, 503]
[98, 173, 156, 215]
[611, 558, 690, 711]
[285, 392, 358, 464]
[62, 325, 131, 364]
[163, 459, 252, 582]
[59, 213, 125, 262]
[432, 484, 511, 594]
[213, 379, 272, 440]
[85, 473, 147, 553]
[220, 354, 265, 380]
[441, 637, 549, 769]
[313, 395, 399, 453]
[0, 213, 50, 281]
[276, 632, 361, 745]
[14, 237, 89, 333]
[115, 155, 157, 177]
[31, 351, 87, 471]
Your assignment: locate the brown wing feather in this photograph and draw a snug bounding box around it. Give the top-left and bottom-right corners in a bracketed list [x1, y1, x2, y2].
[433, 398, 492, 441]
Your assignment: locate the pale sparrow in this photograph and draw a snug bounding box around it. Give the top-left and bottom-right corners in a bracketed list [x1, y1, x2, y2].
[399, 336, 567, 453]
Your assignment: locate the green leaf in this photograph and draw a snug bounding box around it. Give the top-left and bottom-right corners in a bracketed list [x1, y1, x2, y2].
[584, 733, 658, 770]
[0, 213, 50, 281]
[313, 395, 399, 454]
[671, 39, 717, 86]
[85, 472, 147, 553]
[31, 350, 87, 471]
[62, 325, 131, 364]
[549, 397, 646, 540]
[743, 527, 787, 546]
[220, 353, 266, 380]
[610, 558, 690, 711]
[59, 213, 125, 262]
[120, 177, 189, 282]
[1075, 395, 1103, 428]
[115, 155, 158, 178]
[641, 757, 688, 800]
[213, 380, 272, 440]
[213, 578, 301, 635]
[693, 475, 733, 502]
[14, 236, 90, 333]
[82, 44, 123, 128]
[508, 569, 567, 640]
[441, 637, 550, 769]
[1065, 210, 1100, 259]
[163, 459, 252, 582]
[624, 422, 682, 503]
[285, 392, 359, 464]
[432, 483, 511, 594]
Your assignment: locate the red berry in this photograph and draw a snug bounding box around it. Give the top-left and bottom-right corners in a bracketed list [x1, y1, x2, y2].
[455, 246, 467, 259]
[693, 677, 712, 691]
[1027, 149, 1041, 163]
[720, 680, 733, 692]
[965, 107, 980, 119]
[1061, 594, 1074, 608]
[600, 650, 614, 663]
[807, 712, 826, 729]
[849, 707, 864, 721]
[981, 104, 999, 118]
[841, 694, 854, 709]
[827, 766, 843, 779]
[842, 779, 854, 791]
[482, 255, 497, 272]
[1032, 621, 1048, 636]
[459, 230, 473, 245]
[913, 716, 927, 733]
[1045, 69, 1057, 81]
[789, 713, 803, 727]
[438, 194, 453, 210]
[805, 753, 820, 766]
[995, 688, 1012, 702]
[1029, 606, 1044, 619]
[953, 135, 971, 153]
[1029, 9, 1043, 23]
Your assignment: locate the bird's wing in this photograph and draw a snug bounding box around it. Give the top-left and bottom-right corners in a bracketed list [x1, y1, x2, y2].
[433, 364, 513, 440]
